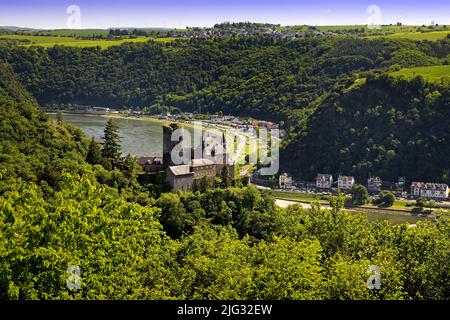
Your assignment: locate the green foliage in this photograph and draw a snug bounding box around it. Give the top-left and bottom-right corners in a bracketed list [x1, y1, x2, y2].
[351, 184, 369, 205]
[377, 191, 396, 207]
[416, 197, 435, 210]
[0, 173, 172, 299]
[220, 166, 232, 188]
[86, 137, 103, 165]
[1, 36, 449, 301]
[284, 74, 450, 183]
[1, 171, 449, 300]
[56, 111, 63, 124]
[102, 119, 122, 169]
[2, 36, 447, 121]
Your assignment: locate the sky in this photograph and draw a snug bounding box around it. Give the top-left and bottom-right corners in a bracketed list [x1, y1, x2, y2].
[0, 0, 449, 29]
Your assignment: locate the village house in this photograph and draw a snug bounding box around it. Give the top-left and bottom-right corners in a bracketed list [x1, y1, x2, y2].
[338, 176, 355, 190]
[279, 173, 293, 189]
[316, 174, 333, 189]
[410, 182, 449, 200]
[367, 176, 383, 193]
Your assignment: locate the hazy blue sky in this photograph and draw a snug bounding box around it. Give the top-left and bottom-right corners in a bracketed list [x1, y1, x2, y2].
[1, 0, 449, 29]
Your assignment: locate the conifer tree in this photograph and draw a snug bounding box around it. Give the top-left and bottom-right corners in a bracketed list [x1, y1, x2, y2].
[102, 119, 122, 168]
[86, 137, 103, 165]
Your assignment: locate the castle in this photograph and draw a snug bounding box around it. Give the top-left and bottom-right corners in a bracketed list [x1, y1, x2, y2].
[163, 124, 235, 192]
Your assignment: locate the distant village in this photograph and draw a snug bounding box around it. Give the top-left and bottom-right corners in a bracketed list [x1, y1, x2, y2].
[60, 106, 282, 131]
[168, 23, 338, 39]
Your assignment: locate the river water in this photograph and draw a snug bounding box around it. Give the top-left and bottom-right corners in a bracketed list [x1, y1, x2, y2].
[49, 113, 167, 157]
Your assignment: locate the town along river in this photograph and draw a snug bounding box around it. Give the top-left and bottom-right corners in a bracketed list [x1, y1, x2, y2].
[48, 113, 193, 157]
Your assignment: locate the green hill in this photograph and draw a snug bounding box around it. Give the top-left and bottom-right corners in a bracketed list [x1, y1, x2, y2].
[282, 74, 450, 183]
[0, 63, 91, 185]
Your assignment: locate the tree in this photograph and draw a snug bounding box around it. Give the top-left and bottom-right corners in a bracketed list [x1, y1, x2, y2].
[351, 184, 369, 205]
[56, 111, 63, 124]
[156, 193, 193, 238]
[102, 119, 122, 168]
[378, 191, 395, 207]
[415, 197, 434, 210]
[221, 166, 231, 188]
[121, 153, 139, 184]
[194, 176, 213, 193]
[86, 137, 103, 165]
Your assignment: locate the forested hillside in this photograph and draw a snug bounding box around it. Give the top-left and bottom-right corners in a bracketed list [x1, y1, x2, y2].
[0, 63, 150, 201]
[283, 74, 450, 183]
[1, 36, 448, 120]
[0, 63, 89, 187]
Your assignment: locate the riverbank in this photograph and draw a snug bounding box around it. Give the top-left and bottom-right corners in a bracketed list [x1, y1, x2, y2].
[274, 198, 430, 225]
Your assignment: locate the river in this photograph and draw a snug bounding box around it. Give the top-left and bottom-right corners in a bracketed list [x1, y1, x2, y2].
[49, 113, 169, 157]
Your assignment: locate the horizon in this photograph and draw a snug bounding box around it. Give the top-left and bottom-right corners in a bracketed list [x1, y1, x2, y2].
[1, 0, 449, 29]
[0, 23, 442, 31]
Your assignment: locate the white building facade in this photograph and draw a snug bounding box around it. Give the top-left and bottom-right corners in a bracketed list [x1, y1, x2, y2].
[279, 173, 293, 189]
[411, 182, 449, 200]
[316, 174, 333, 189]
[338, 176, 355, 190]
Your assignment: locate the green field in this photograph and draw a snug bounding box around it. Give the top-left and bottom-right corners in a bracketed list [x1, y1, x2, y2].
[19, 29, 110, 37]
[348, 210, 427, 224]
[272, 190, 330, 204]
[0, 35, 180, 48]
[390, 65, 450, 82]
[370, 30, 450, 41]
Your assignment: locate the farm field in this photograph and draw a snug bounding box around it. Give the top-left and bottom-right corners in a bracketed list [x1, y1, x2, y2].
[0, 34, 180, 48]
[390, 65, 450, 82]
[19, 29, 110, 37]
[370, 30, 450, 41]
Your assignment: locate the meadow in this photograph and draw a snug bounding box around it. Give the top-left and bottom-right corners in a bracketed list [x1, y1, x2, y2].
[19, 29, 110, 37]
[370, 30, 450, 41]
[0, 34, 180, 48]
[390, 65, 450, 82]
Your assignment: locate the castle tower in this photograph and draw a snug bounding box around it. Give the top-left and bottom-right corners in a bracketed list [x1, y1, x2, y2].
[163, 123, 180, 169]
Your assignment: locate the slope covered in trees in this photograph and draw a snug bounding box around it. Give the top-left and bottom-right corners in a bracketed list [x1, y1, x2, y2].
[0, 62, 91, 188]
[1, 171, 449, 300]
[0, 36, 448, 120]
[283, 74, 450, 183]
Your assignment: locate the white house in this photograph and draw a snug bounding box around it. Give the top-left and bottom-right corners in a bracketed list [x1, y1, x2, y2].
[410, 182, 424, 197]
[279, 173, 293, 189]
[411, 182, 449, 200]
[368, 176, 382, 193]
[338, 176, 355, 190]
[316, 174, 333, 189]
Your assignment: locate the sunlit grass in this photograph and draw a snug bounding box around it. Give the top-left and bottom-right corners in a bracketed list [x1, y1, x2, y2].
[390, 65, 450, 82]
[0, 35, 181, 48]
